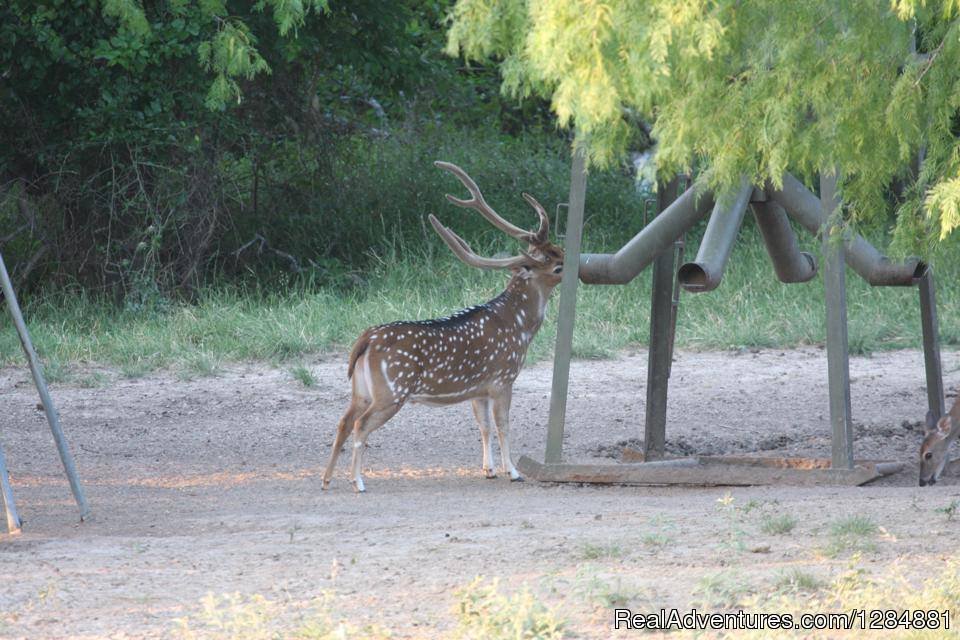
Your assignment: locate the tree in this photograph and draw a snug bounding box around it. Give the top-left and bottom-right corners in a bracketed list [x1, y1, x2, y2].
[446, 0, 960, 250]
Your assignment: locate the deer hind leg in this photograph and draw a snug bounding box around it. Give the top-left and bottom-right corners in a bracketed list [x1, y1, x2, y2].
[349, 403, 401, 493]
[322, 402, 363, 490]
[491, 391, 522, 481]
[471, 398, 496, 479]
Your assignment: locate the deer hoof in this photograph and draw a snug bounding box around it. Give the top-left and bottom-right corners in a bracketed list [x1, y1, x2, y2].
[484, 470, 497, 479]
[510, 475, 525, 483]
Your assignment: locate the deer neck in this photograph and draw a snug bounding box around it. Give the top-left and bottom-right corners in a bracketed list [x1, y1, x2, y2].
[489, 274, 555, 340]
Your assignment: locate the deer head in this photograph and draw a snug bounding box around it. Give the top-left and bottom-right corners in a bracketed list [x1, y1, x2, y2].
[920, 409, 960, 486]
[429, 161, 564, 293]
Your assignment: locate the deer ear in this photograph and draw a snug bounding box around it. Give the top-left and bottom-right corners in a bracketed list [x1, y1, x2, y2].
[937, 416, 955, 436]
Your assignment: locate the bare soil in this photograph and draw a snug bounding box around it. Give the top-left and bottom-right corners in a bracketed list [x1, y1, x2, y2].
[0, 347, 959, 638]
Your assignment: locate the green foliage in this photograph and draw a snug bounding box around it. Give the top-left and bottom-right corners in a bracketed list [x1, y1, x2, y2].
[0, 0, 559, 298]
[446, 0, 960, 250]
[453, 577, 565, 640]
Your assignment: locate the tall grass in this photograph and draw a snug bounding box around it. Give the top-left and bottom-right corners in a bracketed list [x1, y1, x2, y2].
[2, 220, 958, 376]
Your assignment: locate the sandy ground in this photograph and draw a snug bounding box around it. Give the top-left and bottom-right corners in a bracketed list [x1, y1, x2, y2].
[0, 347, 958, 638]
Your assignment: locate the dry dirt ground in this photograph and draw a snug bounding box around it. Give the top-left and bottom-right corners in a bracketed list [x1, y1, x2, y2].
[0, 347, 959, 638]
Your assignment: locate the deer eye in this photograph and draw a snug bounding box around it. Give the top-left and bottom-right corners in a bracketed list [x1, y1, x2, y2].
[924, 452, 933, 460]
[552, 264, 563, 274]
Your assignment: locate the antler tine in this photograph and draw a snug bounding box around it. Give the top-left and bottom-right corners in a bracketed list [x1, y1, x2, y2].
[434, 161, 535, 242]
[521, 192, 550, 244]
[428, 214, 530, 270]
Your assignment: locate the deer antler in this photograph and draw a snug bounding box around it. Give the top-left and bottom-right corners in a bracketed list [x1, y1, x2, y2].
[521, 193, 550, 244]
[428, 215, 533, 270]
[435, 161, 546, 244]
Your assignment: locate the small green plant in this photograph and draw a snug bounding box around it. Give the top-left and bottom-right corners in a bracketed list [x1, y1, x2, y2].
[77, 371, 109, 388]
[41, 359, 71, 384]
[573, 565, 647, 610]
[693, 571, 753, 609]
[821, 516, 879, 558]
[773, 569, 825, 595]
[578, 541, 626, 560]
[176, 591, 391, 640]
[936, 499, 959, 521]
[178, 352, 221, 380]
[453, 577, 564, 640]
[290, 364, 317, 387]
[761, 513, 798, 535]
[716, 492, 750, 552]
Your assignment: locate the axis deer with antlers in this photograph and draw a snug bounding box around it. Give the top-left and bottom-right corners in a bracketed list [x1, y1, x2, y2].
[322, 161, 564, 492]
[919, 393, 960, 486]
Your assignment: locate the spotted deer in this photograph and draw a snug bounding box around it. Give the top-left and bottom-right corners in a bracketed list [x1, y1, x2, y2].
[919, 392, 960, 486]
[322, 161, 564, 492]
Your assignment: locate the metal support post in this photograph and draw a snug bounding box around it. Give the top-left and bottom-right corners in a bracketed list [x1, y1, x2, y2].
[919, 270, 945, 419]
[643, 178, 681, 460]
[0, 252, 90, 520]
[820, 172, 854, 470]
[545, 150, 588, 463]
[0, 441, 21, 534]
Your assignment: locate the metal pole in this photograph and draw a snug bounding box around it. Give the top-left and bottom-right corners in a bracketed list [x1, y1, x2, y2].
[919, 270, 945, 418]
[0, 252, 89, 519]
[820, 172, 854, 470]
[644, 178, 681, 460]
[0, 441, 21, 534]
[545, 150, 587, 463]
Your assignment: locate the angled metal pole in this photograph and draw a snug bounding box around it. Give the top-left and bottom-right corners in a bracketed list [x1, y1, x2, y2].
[919, 270, 945, 419]
[0, 441, 21, 534]
[820, 172, 854, 469]
[0, 252, 89, 520]
[644, 177, 681, 460]
[545, 150, 587, 463]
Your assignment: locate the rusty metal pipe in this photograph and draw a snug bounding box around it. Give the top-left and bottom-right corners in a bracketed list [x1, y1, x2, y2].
[751, 199, 817, 284]
[767, 173, 926, 286]
[677, 178, 753, 292]
[579, 185, 713, 285]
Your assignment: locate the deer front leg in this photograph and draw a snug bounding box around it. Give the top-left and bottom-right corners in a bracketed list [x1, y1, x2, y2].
[471, 398, 496, 479]
[491, 391, 522, 482]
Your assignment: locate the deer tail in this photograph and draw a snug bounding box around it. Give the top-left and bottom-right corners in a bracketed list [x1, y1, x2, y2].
[347, 330, 372, 380]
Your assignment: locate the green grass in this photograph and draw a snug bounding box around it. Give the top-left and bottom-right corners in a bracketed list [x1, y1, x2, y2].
[821, 516, 880, 558]
[454, 577, 565, 640]
[3, 216, 960, 377]
[761, 513, 799, 535]
[577, 541, 626, 560]
[290, 365, 317, 387]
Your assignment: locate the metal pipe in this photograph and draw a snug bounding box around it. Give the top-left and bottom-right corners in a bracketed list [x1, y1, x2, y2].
[677, 177, 753, 292]
[0, 252, 90, 520]
[767, 173, 926, 286]
[751, 200, 817, 284]
[579, 185, 714, 285]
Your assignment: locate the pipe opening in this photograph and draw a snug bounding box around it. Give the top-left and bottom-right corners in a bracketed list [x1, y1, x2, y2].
[677, 263, 710, 291]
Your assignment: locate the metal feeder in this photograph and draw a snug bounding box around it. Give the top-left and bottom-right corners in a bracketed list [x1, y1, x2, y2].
[524, 157, 941, 487]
